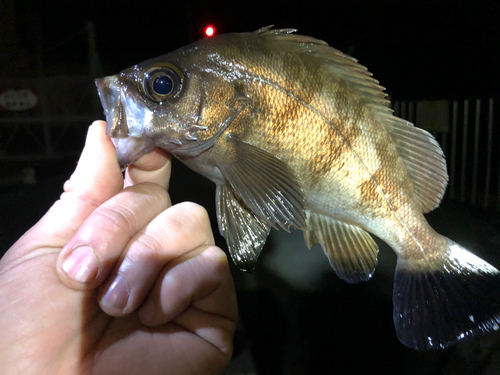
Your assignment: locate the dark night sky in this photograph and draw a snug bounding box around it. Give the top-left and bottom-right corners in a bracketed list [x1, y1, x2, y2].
[9, 0, 500, 100]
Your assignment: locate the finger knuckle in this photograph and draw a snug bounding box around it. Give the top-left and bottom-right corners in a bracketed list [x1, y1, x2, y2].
[94, 204, 135, 234]
[202, 246, 229, 274]
[176, 202, 210, 227]
[125, 235, 163, 264]
[131, 182, 170, 208]
[139, 229, 166, 255]
[172, 202, 212, 242]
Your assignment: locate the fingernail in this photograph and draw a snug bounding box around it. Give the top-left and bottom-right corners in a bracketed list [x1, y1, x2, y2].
[100, 274, 130, 312]
[62, 245, 99, 283]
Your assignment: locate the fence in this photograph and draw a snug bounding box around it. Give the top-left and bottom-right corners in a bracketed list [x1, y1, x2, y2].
[0, 76, 100, 161]
[392, 98, 499, 212]
[0, 21, 101, 163]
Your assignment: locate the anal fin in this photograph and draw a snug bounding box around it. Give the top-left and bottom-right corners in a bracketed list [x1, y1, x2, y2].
[216, 184, 271, 272]
[306, 211, 379, 283]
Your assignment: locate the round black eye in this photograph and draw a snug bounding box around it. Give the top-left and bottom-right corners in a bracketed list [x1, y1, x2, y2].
[142, 66, 182, 102]
[153, 75, 173, 96]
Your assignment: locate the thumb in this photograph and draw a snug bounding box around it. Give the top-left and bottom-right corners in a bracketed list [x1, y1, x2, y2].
[124, 147, 171, 190]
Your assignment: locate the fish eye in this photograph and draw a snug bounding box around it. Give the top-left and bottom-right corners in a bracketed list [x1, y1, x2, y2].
[141, 65, 182, 102]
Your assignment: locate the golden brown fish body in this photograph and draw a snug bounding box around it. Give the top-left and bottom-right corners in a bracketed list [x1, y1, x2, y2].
[176, 30, 440, 263]
[96, 27, 499, 351]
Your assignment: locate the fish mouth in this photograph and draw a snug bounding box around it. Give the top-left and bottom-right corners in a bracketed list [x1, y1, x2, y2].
[111, 137, 155, 170]
[95, 76, 154, 168]
[95, 77, 129, 137]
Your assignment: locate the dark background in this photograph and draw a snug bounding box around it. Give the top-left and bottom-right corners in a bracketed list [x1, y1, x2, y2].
[6, 0, 500, 98]
[2, 1, 500, 374]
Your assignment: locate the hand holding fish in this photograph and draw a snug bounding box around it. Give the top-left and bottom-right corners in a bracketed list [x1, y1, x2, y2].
[0, 121, 237, 374]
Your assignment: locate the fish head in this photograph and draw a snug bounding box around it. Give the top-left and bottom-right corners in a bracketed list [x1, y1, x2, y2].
[96, 45, 247, 168]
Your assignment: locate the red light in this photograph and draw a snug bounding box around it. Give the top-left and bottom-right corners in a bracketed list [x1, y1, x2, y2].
[205, 26, 215, 37]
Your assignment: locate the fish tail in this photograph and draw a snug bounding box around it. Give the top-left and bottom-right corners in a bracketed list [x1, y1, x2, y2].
[393, 236, 500, 350]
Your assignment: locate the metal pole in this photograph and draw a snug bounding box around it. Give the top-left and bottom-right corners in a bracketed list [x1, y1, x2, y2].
[471, 99, 481, 205]
[33, 14, 52, 158]
[401, 100, 407, 120]
[394, 101, 400, 118]
[186, 1, 194, 43]
[441, 132, 447, 156]
[485, 98, 493, 209]
[460, 100, 468, 203]
[409, 101, 415, 124]
[87, 21, 101, 119]
[450, 101, 458, 200]
[87, 21, 99, 78]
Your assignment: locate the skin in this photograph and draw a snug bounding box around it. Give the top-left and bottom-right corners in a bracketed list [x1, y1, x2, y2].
[0, 121, 237, 375]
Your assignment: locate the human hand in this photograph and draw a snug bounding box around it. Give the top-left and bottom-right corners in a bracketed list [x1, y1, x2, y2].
[0, 121, 237, 375]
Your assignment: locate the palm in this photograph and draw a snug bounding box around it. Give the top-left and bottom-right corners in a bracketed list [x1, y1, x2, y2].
[1, 253, 230, 374]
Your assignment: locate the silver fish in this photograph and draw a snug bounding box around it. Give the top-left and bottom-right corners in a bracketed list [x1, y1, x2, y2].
[95, 26, 500, 350]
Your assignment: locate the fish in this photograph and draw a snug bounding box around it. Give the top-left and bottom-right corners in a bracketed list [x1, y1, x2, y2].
[95, 26, 500, 351]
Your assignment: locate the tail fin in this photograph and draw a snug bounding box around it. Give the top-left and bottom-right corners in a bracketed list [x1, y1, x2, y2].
[393, 237, 500, 350]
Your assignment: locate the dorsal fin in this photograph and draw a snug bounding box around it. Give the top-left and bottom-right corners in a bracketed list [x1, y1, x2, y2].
[382, 114, 448, 212]
[256, 26, 390, 110]
[256, 27, 448, 212]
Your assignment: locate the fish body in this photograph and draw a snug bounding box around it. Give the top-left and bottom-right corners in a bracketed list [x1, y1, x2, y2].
[96, 27, 500, 350]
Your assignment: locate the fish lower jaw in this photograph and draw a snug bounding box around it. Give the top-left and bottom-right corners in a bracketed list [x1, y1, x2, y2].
[111, 136, 155, 169]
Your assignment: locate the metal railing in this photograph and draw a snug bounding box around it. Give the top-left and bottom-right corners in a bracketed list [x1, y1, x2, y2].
[393, 98, 498, 212]
[0, 76, 101, 161]
[0, 21, 102, 163]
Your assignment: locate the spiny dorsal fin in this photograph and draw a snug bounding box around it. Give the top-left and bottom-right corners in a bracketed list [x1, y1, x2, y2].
[257, 26, 390, 110]
[306, 211, 379, 283]
[257, 27, 448, 212]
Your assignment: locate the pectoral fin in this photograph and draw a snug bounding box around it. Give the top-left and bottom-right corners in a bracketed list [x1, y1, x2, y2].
[216, 184, 271, 272]
[306, 211, 379, 283]
[218, 134, 306, 231]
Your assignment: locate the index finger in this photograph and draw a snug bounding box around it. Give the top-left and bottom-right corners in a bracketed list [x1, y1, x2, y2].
[124, 147, 171, 190]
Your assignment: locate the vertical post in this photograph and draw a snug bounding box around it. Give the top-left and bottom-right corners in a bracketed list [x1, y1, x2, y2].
[485, 99, 493, 209]
[441, 131, 447, 155]
[33, 14, 52, 158]
[186, 1, 194, 43]
[450, 101, 458, 200]
[87, 21, 101, 118]
[471, 99, 481, 205]
[460, 100, 468, 203]
[87, 21, 99, 79]
[409, 101, 415, 124]
[401, 100, 407, 120]
[394, 101, 400, 118]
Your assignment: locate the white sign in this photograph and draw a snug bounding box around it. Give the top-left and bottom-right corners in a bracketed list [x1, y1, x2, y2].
[0, 88, 38, 111]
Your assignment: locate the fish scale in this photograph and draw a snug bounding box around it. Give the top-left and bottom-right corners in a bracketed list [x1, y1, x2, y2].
[95, 26, 500, 351]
